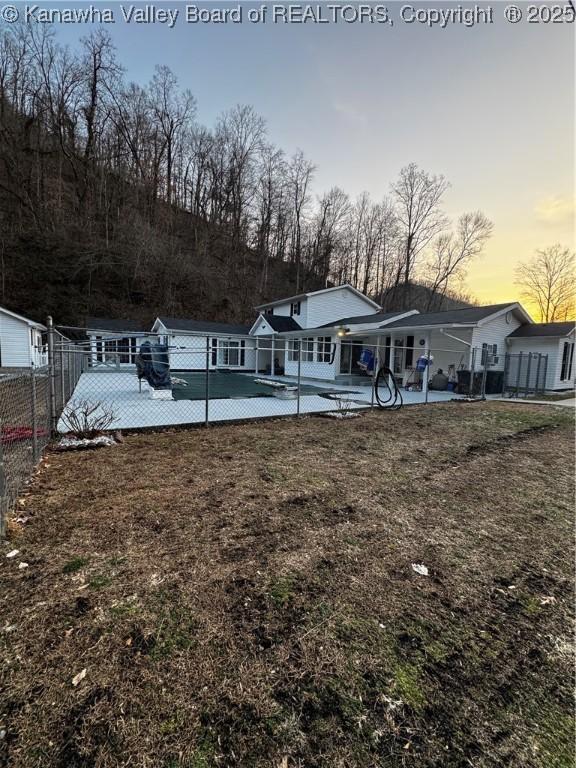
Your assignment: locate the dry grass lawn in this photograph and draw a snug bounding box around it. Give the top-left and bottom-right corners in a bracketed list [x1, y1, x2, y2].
[1, 402, 574, 768]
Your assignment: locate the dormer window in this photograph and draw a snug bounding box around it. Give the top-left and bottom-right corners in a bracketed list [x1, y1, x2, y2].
[290, 301, 301, 317]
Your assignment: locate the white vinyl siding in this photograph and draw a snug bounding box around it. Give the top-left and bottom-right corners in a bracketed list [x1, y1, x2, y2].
[305, 287, 378, 328]
[0, 311, 45, 368]
[284, 335, 338, 380]
[471, 311, 522, 371]
[155, 327, 255, 372]
[507, 336, 575, 390]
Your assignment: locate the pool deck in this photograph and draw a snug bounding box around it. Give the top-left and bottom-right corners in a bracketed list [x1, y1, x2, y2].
[59, 371, 466, 431]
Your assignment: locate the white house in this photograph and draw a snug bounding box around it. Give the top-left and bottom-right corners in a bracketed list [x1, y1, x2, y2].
[83, 286, 575, 393]
[151, 317, 253, 371]
[0, 305, 46, 368]
[251, 284, 415, 379]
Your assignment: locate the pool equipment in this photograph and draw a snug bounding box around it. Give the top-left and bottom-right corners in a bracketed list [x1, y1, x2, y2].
[137, 341, 172, 396]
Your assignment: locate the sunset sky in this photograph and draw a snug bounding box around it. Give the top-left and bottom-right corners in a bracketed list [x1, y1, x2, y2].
[50, 1, 575, 313]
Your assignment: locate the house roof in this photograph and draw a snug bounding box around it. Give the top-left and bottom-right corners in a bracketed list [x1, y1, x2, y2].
[156, 316, 250, 335]
[260, 315, 302, 332]
[507, 321, 575, 338]
[255, 284, 381, 311]
[316, 310, 411, 329]
[86, 317, 148, 333]
[0, 305, 46, 330]
[382, 303, 520, 330]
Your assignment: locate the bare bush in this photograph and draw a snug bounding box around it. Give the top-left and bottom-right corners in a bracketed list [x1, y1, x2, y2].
[60, 399, 117, 438]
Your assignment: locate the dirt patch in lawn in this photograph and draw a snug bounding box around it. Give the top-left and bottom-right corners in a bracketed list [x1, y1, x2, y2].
[1, 402, 574, 768]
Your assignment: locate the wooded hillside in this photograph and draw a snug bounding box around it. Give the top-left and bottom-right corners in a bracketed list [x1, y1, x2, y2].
[0, 25, 487, 325]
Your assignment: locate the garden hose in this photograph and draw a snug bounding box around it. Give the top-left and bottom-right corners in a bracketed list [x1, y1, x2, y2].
[373, 365, 404, 410]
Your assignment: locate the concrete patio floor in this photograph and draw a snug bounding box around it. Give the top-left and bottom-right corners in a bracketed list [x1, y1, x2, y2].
[59, 371, 465, 431]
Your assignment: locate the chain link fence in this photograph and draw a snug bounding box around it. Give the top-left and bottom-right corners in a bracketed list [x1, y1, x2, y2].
[2, 319, 570, 535]
[0, 321, 84, 535]
[53, 332, 497, 436]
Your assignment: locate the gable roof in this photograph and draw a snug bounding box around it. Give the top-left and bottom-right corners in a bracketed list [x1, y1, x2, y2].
[507, 321, 575, 338]
[156, 316, 250, 335]
[316, 310, 415, 329]
[86, 317, 148, 333]
[0, 305, 46, 330]
[383, 303, 521, 329]
[255, 284, 380, 311]
[261, 315, 302, 332]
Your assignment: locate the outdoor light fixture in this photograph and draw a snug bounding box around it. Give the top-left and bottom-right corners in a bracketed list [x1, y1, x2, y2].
[336, 326, 350, 337]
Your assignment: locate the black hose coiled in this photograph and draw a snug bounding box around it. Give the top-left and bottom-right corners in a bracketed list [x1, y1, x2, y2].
[373, 365, 404, 410]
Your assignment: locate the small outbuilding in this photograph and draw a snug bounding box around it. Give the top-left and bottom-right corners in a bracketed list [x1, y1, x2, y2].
[0, 305, 46, 368]
[506, 322, 575, 391]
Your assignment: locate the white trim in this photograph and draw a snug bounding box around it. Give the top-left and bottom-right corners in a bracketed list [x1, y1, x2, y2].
[248, 313, 275, 336]
[0, 305, 46, 330]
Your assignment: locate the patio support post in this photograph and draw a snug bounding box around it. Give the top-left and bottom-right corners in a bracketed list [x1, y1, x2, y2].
[271, 336, 275, 377]
[389, 333, 395, 390]
[46, 316, 58, 436]
[204, 336, 210, 427]
[423, 334, 430, 404]
[371, 337, 380, 409]
[255, 337, 259, 375]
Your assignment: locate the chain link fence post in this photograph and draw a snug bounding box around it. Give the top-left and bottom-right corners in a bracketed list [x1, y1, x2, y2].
[204, 336, 210, 427]
[47, 316, 58, 435]
[30, 366, 38, 463]
[0, 420, 6, 538]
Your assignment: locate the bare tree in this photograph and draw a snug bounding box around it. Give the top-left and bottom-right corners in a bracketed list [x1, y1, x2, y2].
[424, 211, 493, 310]
[287, 150, 315, 291]
[515, 244, 575, 321]
[391, 163, 449, 286]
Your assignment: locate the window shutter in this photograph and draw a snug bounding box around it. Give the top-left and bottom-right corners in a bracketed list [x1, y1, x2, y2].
[211, 338, 217, 366]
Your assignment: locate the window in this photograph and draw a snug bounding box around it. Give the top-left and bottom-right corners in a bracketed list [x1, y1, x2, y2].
[217, 338, 245, 367]
[316, 336, 332, 363]
[288, 339, 300, 362]
[560, 342, 574, 381]
[301, 338, 314, 362]
[290, 301, 301, 317]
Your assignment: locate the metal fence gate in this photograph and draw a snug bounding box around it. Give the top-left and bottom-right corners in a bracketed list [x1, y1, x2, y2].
[503, 351, 548, 397]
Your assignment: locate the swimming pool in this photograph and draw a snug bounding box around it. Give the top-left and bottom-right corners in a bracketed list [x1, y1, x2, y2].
[171, 371, 357, 401]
